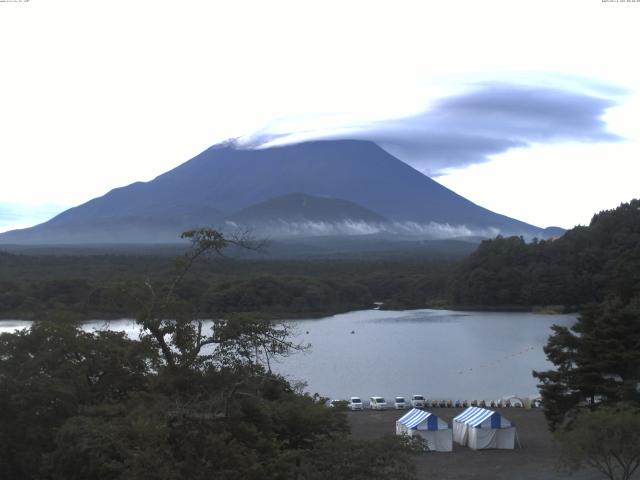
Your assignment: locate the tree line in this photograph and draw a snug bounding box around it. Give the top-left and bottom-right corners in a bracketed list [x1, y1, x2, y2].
[0, 254, 454, 320]
[450, 199, 640, 309]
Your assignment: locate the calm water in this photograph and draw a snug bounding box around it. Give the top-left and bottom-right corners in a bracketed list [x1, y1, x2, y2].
[276, 309, 576, 401]
[0, 309, 575, 401]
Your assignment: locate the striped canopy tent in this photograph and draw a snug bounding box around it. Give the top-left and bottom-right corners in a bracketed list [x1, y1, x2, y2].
[453, 407, 516, 450]
[396, 408, 452, 452]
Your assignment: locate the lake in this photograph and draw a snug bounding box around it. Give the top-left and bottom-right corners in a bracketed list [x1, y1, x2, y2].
[0, 308, 576, 402]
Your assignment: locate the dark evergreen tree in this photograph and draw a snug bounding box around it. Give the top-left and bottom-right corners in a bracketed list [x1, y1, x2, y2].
[534, 296, 640, 430]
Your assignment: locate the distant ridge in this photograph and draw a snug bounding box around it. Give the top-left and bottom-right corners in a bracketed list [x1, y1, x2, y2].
[228, 192, 388, 225]
[0, 139, 560, 244]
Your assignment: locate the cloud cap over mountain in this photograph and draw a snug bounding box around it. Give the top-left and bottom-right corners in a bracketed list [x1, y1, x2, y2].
[243, 80, 622, 176]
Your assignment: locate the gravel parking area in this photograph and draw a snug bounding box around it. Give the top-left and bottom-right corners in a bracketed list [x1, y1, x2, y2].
[347, 408, 603, 480]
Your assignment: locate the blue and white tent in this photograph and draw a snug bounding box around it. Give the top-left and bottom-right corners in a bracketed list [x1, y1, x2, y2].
[453, 407, 516, 450]
[396, 408, 452, 452]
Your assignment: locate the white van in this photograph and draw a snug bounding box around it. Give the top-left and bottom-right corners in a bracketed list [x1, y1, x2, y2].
[394, 396, 407, 409]
[349, 397, 364, 411]
[369, 396, 388, 410]
[410, 394, 425, 408]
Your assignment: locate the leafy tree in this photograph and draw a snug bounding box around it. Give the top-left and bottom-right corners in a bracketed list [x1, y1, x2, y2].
[556, 407, 640, 480]
[212, 314, 307, 375]
[131, 228, 268, 372]
[0, 322, 155, 479]
[533, 297, 640, 430]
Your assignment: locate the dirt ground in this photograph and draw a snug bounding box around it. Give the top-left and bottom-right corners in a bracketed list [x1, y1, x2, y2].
[347, 408, 603, 480]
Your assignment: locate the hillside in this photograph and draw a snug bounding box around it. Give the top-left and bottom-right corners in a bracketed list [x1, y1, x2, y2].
[450, 199, 640, 308]
[227, 192, 388, 237]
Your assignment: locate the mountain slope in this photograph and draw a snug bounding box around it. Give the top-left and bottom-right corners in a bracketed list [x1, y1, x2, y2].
[226, 192, 389, 238]
[229, 192, 387, 223]
[0, 139, 552, 244]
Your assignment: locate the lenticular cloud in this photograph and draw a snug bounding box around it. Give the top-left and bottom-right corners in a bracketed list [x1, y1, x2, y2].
[239, 77, 623, 176]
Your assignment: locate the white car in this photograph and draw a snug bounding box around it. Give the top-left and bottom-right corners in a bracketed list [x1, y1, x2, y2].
[394, 396, 407, 409]
[349, 397, 364, 411]
[410, 394, 425, 408]
[369, 396, 388, 410]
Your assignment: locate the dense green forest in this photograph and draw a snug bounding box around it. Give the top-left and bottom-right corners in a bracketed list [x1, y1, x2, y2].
[0, 253, 454, 320]
[450, 199, 640, 309]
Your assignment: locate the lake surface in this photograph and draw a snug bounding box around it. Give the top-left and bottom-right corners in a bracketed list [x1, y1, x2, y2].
[277, 309, 576, 401]
[0, 309, 576, 401]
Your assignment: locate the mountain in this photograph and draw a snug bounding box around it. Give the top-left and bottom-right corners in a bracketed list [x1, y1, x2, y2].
[226, 192, 388, 237]
[229, 192, 388, 224]
[0, 139, 558, 244]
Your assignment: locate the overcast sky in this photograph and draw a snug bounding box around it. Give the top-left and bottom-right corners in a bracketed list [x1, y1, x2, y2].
[1, 0, 638, 232]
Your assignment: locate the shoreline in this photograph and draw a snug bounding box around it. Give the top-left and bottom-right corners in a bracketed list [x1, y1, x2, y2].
[380, 303, 577, 314]
[0, 304, 578, 325]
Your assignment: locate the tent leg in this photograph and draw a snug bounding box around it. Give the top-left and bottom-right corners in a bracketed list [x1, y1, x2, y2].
[515, 430, 522, 449]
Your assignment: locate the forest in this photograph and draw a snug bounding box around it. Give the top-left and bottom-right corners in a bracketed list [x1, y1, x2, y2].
[450, 199, 640, 309]
[0, 253, 454, 320]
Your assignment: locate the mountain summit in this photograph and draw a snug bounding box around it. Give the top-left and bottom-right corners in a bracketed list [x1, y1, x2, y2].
[0, 139, 555, 244]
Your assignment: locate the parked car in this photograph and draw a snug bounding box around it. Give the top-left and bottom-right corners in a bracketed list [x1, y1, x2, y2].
[394, 396, 407, 409]
[369, 396, 388, 410]
[348, 397, 364, 411]
[410, 394, 425, 408]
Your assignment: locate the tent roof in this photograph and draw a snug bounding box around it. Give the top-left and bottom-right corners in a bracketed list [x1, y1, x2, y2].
[397, 408, 446, 430]
[454, 407, 511, 428]
[454, 406, 485, 423]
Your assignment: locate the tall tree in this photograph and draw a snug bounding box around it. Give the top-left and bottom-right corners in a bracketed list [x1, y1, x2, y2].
[534, 296, 640, 430]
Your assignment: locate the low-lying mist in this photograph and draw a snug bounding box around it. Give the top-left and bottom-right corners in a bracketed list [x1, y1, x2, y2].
[224, 219, 503, 240]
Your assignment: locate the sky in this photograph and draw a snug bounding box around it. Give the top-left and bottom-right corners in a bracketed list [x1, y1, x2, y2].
[0, 0, 638, 233]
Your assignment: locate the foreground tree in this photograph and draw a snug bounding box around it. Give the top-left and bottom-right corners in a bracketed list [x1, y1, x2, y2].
[0, 322, 155, 479]
[556, 407, 640, 480]
[533, 296, 640, 430]
[133, 228, 269, 372]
